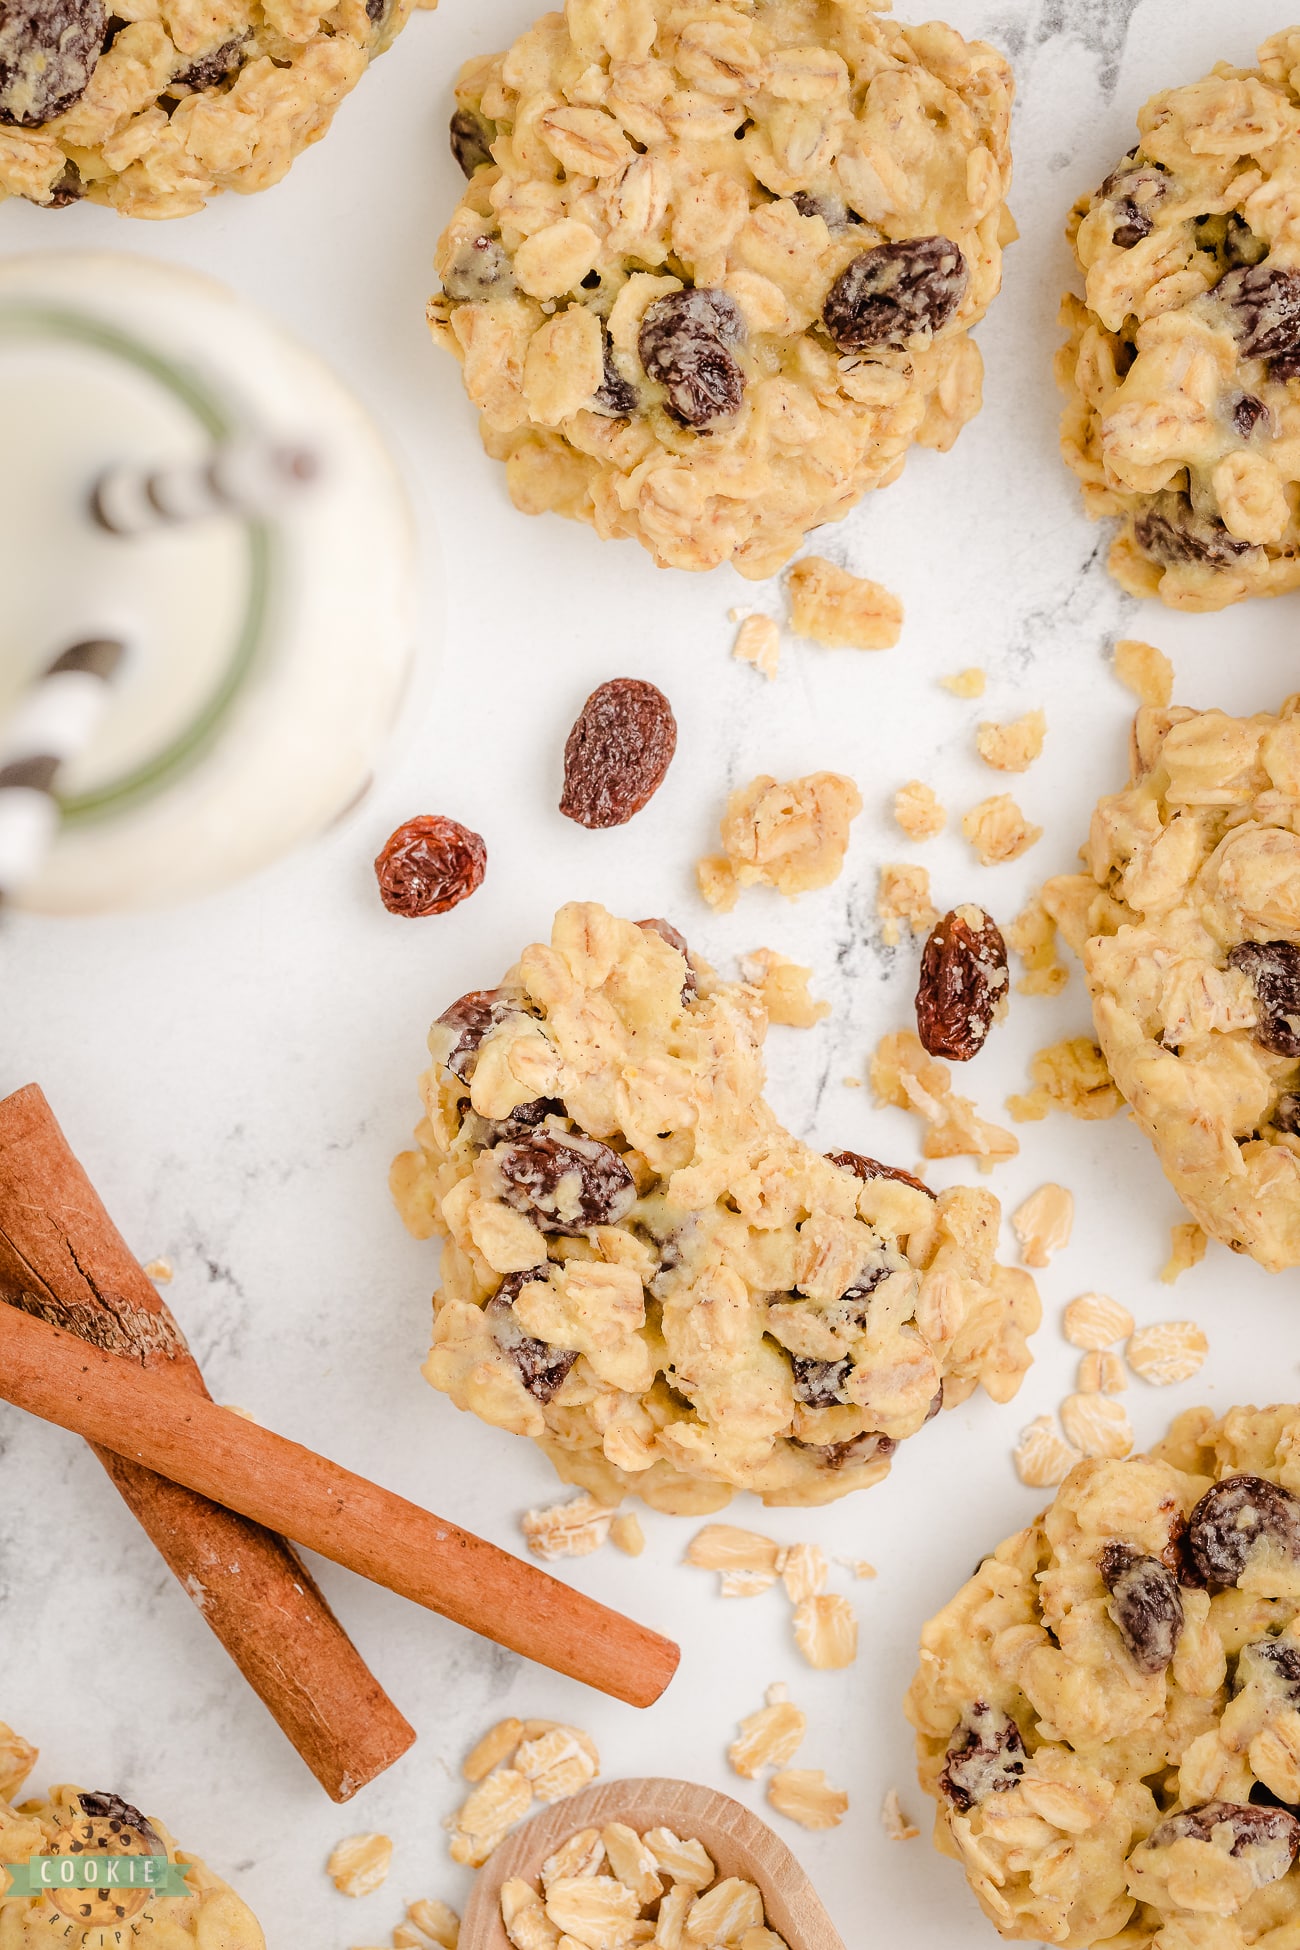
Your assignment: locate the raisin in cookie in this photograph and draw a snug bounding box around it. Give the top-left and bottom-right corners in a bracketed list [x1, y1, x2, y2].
[1043, 697, 1300, 1273]
[1059, 34, 1300, 610]
[429, 0, 1014, 577]
[908, 1406, 1300, 1947]
[391, 903, 1039, 1513]
[0, 1739, 265, 1947]
[0, 0, 414, 216]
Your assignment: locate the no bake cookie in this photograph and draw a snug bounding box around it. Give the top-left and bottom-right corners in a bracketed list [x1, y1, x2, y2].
[391, 903, 1039, 1512]
[429, 0, 1015, 575]
[1044, 697, 1300, 1272]
[0, 1731, 265, 1946]
[0, 0, 414, 216]
[908, 1405, 1300, 1947]
[1059, 34, 1300, 609]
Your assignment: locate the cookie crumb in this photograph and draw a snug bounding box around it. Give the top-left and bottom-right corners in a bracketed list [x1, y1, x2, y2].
[976, 710, 1047, 774]
[1113, 637, 1173, 707]
[1162, 1222, 1207, 1284]
[521, 1492, 616, 1561]
[962, 794, 1042, 865]
[698, 772, 863, 909]
[1013, 1414, 1081, 1488]
[1060, 1391, 1134, 1460]
[143, 1257, 173, 1283]
[1126, 1321, 1209, 1386]
[877, 863, 938, 947]
[1006, 1037, 1123, 1123]
[609, 1512, 645, 1557]
[881, 1788, 919, 1841]
[893, 780, 946, 840]
[732, 611, 780, 680]
[768, 1769, 849, 1831]
[1062, 1292, 1134, 1350]
[785, 556, 903, 650]
[328, 1834, 393, 1898]
[739, 948, 830, 1028]
[1007, 899, 1068, 996]
[871, 1030, 1018, 1167]
[1012, 1184, 1074, 1266]
[940, 667, 986, 697]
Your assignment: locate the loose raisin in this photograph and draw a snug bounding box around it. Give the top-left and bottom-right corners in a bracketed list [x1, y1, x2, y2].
[636, 916, 698, 999]
[1145, 1802, 1300, 1879]
[915, 907, 1008, 1061]
[495, 1129, 636, 1234]
[486, 1272, 577, 1403]
[1187, 1475, 1300, 1586]
[560, 678, 677, 830]
[1234, 1637, 1300, 1702]
[1133, 490, 1254, 567]
[592, 345, 640, 418]
[822, 237, 968, 352]
[450, 106, 494, 176]
[0, 0, 106, 125]
[1228, 942, 1300, 1057]
[638, 288, 746, 428]
[826, 1149, 936, 1199]
[791, 1355, 852, 1407]
[939, 1704, 1026, 1810]
[1218, 263, 1300, 375]
[374, 815, 486, 917]
[1098, 1541, 1184, 1673]
[1234, 393, 1269, 439]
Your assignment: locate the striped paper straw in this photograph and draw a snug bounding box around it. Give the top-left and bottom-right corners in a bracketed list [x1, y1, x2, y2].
[0, 640, 125, 904]
[91, 440, 319, 536]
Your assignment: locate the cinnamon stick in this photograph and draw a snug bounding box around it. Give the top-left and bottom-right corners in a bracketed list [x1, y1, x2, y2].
[0, 1305, 681, 1708]
[0, 1084, 415, 1800]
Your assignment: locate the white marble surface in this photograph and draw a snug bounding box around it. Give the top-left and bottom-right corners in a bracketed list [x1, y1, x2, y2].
[5, 2, 1300, 1945]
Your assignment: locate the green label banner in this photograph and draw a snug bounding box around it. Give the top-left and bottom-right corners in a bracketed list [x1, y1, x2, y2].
[4, 1855, 191, 1897]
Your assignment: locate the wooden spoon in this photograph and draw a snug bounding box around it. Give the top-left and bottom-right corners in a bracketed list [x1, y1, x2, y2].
[459, 1777, 847, 1950]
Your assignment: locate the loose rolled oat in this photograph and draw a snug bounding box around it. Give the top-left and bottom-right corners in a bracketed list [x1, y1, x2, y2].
[521, 1491, 617, 1561]
[609, 1512, 645, 1556]
[729, 1694, 808, 1778]
[430, 0, 1014, 576]
[909, 1407, 1300, 1945]
[767, 1769, 849, 1831]
[1063, 1292, 1135, 1351]
[449, 1721, 599, 1867]
[793, 1592, 858, 1669]
[1007, 1038, 1123, 1124]
[785, 557, 903, 650]
[1011, 1184, 1074, 1268]
[733, 613, 781, 680]
[894, 781, 947, 841]
[395, 905, 1039, 1510]
[738, 948, 830, 1029]
[1126, 1321, 1209, 1386]
[1078, 1349, 1127, 1395]
[877, 863, 939, 948]
[1162, 1221, 1208, 1284]
[698, 772, 862, 911]
[328, 1833, 393, 1898]
[1113, 639, 1174, 708]
[686, 1524, 780, 1576]
[962, 795, 1043, 866]
[1012, 1414, 1081, 1489]
[1059, 1391, 1134, 1460]
[778, 1541, 828, 1605]
[396, 1899, 460, 1948]
[871, 1029, 1021, 1168]
[976, 712, 1047, 775]
[463, 1719, 525, 1785]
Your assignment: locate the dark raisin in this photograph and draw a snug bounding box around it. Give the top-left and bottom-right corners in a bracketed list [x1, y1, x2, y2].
[44, 158, 82, 203]
[792, 189, 858, 229]
[796, 1430, 895, 1470]
[1224, 214, 1269, 271]
[436, 989, 515, 1080]
[1100, 159, 1167, 248]
[637, 288, 746, 428]
[167, 35, 245, 90]
[1098, 1541, 1184, 1673]
[1228, 942, 1300, 1057]
[1146, 1802, 1300, 1879]
[636, 917, 698, 1000]
[1188, 1475, 1300, 1586]
[1274, 1093, 1300, 1135]
[791, 1355, 852, 1407]
[915, 907, 1008, 1061]
[822, 236, 968, 352]
[0, 0, 106, 125]
[1234, 1637, 1300, 1701]
[826, 1149, 936, 1199]
[1234, 393, 1269, 439]
[365, 0, 385, 20]
[374, 815, 486, 917]
[442, 233, 516, 302]
[592, 345, 640, 418]
[495, 1129, 636, 1234]
[450, 105, 494, 177]
[1218, 262, 1300, 374]
[480, 1098, 565, 1144]
[939, 1704, 1026, 1811]
[486, 1272, 577, 1402]
[560, 678, 677, 830]
[1133, 490, 1254, 567]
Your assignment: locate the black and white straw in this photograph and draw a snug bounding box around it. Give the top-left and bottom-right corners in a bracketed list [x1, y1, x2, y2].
[91, 440, 320, 536]
[0, 640, 126, 904]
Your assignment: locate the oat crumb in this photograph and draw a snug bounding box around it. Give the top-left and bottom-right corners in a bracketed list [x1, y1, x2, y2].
[1007, 1037, 1123, 1123]
[893, 780, 946, 840]
[732, 611, 781, 680]
[877, 863, 938, 947]
[143, 1257, 173, 1283]
[940, 667, 986, 697]
[1011, 1183, 1074, 1266]
[609, 1512, 645, 1557]
[785, 556, 903, 650]
[881, 1788, 919, 1841]
[962, 793, 1042, 865]
[842, 1074, 863, 1088]
[837, 1556, 877, 1579]
[1162, 1222, 1207, 1284]
[698, 772, 863, 909]
[1006, 899, 1069, 997]
[1113, 637, 1173, 707]
[976, 710, 1047, 774]
[739, 947, 830, 1028]
[871, 1030, 1018, 1168]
